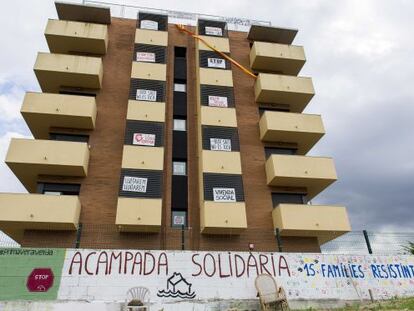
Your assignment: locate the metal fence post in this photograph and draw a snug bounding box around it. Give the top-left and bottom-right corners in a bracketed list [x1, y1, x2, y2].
[275, 228, 283, 252]
[363, 230, 373, 254]
[181, 225, 185, 250]
[75, 223, 83, 249]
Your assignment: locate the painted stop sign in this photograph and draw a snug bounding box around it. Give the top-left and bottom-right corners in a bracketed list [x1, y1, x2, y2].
[26, 268, 54, 292]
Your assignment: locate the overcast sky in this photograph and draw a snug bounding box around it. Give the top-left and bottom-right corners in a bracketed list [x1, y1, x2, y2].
[0, 0, 413, 233]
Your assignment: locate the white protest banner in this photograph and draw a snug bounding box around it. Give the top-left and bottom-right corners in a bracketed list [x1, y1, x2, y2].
[213, 188, 236, 202]
[207, 58, 226, 69]
[136, 89, 157, 101]
[205, 26, 223, 36]
[141, 20, 158, 30]
[133, 133, 156, 146]
[210, 138, 232, 151]
[122, 176, 148, 193]
[136, 52, 155, 63]
[208, 95, 228, 107]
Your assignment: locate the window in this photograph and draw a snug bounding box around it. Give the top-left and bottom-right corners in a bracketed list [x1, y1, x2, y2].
[173, 161, 186, 176]
[173, 119, 186, 131]
[49, 133, 89, 143]
[172, 210, 187, 228]
[271, 193, 307, 207]
[37, 183, 81, 196]
[264, 147, 296, 158]
[174, 83, 186, 92]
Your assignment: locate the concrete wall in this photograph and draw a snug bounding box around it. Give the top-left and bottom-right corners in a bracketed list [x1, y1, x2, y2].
[0, 248, 413, 310]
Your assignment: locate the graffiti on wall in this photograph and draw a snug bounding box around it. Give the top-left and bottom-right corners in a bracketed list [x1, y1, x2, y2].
[0, 248, 413, 304]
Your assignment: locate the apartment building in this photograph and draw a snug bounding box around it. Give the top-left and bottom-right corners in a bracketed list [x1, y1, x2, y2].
[0, 2, 351, 252]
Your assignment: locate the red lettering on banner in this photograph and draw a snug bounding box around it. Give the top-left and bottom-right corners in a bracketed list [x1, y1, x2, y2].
[132, 252, 142, 275]
[69, 251, 82, 275]
[204, 253, 216, 277]
[259, 254, 271, 275]
[247, 254, 259, 277]
[235, 254, 246, 277]
[144, 252, 155, 275]
[109, 252, 122, 275]
[96, 251, 108, 275]
[192, 254, 202, 276]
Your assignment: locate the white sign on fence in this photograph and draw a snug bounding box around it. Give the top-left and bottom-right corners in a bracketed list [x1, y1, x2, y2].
[141, 20, 158, 30]
[207, 58, 226, 69]
[133, 133, 156, 146]
[213, 188, 236, 202]
[136, 52, 156, 63]
[136, 89, 157, 102]
[205, 26, 223, 36]
[208, 95, 228, 108]
[122, 176, 148, 193]
[210, 138, 232, 152]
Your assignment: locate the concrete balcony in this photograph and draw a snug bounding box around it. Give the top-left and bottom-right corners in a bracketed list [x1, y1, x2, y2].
[5, 138, 89, 192]
[201, 201, 247, 234]
[259, 111, 325, 154]
[116, 197, 162, 232]
[200, 106, 237, 127]
[272, 204, 351, 243]
[45, 19, 108, 55]
[55, 2, 111, 25]
[254, 73, 315, 112]
[21, 92, 97, 139]
[127, 100, 165, 122]
[202, 150, 242, 174]
[135, 28, 168, 46]
[247, 25, 298, 45]
[121, 146, 164, 170]
[131, 62, 167, 81]
[0, 193, 81, 241]
[250, 41, 305, 75]
[265, 154, 337, 199]
[34, 52, 103, 93]
[198, 35, 230, 53]
[199, 68, 233, 87]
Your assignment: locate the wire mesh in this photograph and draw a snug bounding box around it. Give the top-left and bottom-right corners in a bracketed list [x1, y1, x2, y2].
[0, 226, 413, 255]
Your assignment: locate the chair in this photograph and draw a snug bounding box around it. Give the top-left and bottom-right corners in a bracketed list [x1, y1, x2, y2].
[255, 274, 288, 311]
[124, 287, 150, 311]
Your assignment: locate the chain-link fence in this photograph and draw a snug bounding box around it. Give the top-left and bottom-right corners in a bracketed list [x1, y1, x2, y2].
[1, 226, 413, 255]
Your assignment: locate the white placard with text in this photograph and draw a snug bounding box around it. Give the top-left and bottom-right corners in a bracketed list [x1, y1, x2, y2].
[207, 58, 226, 69]
[208, 95, 228, 108]
[136, 52, 156, 63]
[210, 138, 232, 152]
[133, 133, 156, 146]
[136, 89, 157, 102]
[213, 187, 236, 202]
[205, 26, 223, 36]
[141, 20, 158, 30]
[122, 176, 148, 193]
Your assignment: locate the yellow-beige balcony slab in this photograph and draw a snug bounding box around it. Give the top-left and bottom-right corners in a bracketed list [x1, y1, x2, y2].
[121, 146, 164, 170]
[45, 19, 108, 55]
[199, 68, 233, 87]
[0, 193, 81, 241]
[254, 73, 314, 112]
[201, 201, 247, 234]
[135, 28, 168, 46]
[116, 197, 162, 232]
[55, 2, 111, 25]
[265, 154, 337, 199]
[127, 100, 165, 122]
[131, 62, 167, 81]
[198, 35, 230, 53]
[21, 92, 97, 139]
[34, 52, 103, 93]
[5, 138, 90, 192]
[202, 150, 242, 174]
[200, 106, 237, 127]
[272, 203, 351, 243]
[247, 25, 297, 45]
[250, 41, 305, 75]
[259, 111, 325, 154]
